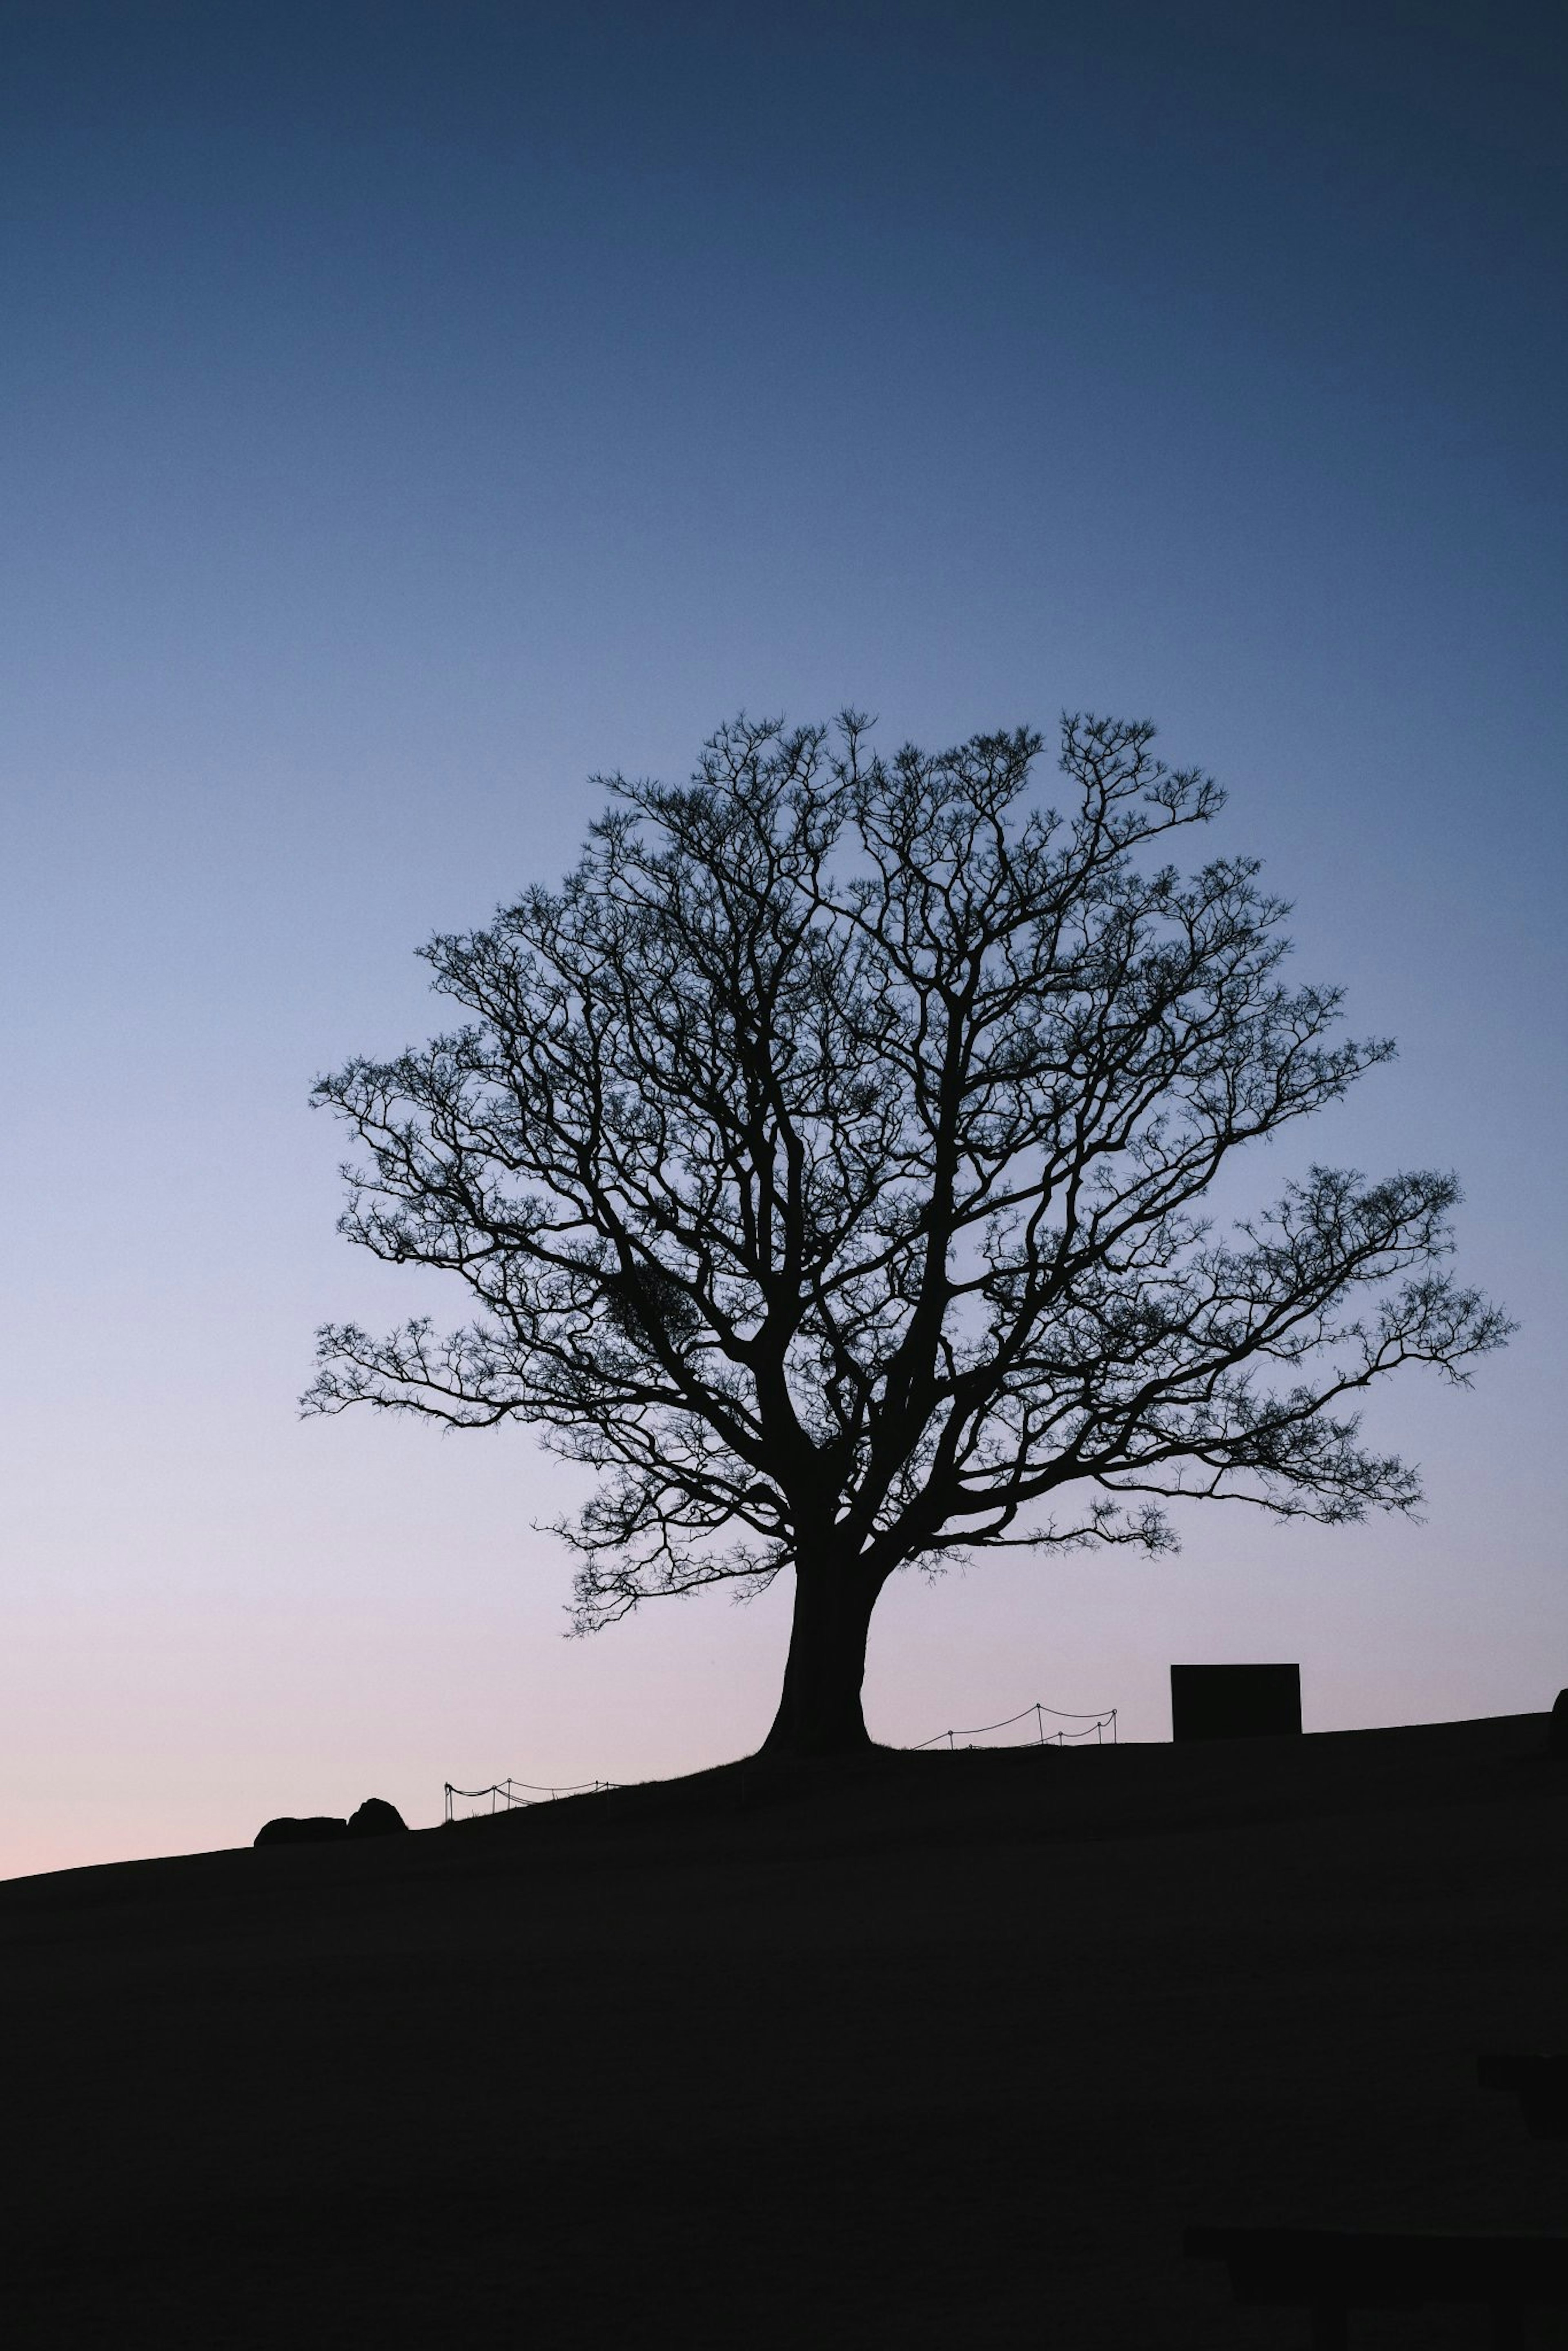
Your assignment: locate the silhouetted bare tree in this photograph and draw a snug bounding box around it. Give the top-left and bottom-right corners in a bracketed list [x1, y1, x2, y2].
[306, 714, 1509, 1753]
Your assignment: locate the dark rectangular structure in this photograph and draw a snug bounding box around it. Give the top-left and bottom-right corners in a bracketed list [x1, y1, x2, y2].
[1170, 1662, 1301, 1742]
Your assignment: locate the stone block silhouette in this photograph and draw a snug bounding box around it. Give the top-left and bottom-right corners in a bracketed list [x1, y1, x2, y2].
[1170, 1663, 1302, 1742]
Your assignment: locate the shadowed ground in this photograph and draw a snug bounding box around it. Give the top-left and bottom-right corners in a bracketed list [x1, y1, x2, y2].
[3, 1715, 1565, 2347]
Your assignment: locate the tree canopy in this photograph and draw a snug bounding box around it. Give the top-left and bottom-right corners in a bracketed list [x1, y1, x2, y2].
[306, 713, 1509, 1752]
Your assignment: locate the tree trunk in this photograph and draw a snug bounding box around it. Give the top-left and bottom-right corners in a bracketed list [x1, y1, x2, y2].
[761, 1558, 882, 1757]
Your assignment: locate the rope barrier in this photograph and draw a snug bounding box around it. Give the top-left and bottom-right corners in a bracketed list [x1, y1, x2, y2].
[910, 1699, 1117, 1750]
[445, 1695, 1118, 1818]
[443, 1777, 619, 1824]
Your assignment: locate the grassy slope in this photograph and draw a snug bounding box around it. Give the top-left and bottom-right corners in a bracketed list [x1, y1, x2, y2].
[3, 1716, 1566, 2349]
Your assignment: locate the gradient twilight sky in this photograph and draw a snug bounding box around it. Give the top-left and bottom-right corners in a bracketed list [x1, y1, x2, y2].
[3, 0, 1564, 1877]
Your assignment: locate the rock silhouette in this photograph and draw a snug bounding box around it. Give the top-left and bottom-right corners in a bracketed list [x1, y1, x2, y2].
[253, 1816, 349, 1847]
[348, 1798, 407, 1838]
[1549, 1689, 1568, 1758]
[252, 1800, 407, 1847]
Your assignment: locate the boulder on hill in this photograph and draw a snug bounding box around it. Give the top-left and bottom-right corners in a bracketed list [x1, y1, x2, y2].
[1550, 1690, 1568, 1758]
[348, 1798, 408, 1838]
[253, 1816, 350, 1847]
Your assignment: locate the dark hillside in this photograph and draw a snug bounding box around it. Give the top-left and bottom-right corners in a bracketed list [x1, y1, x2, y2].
[4, 1716, 1566, 2347]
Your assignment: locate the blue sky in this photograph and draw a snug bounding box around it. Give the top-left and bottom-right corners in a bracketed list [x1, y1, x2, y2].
[3, 0, 1564, 1873]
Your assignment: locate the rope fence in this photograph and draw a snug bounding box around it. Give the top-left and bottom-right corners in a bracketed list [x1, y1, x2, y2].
[909, 1700, 1117, 1749]
[443, 1777, 619, 1824]
[446, 1696, 1117, 1816]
